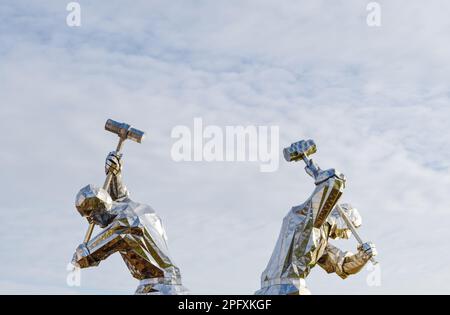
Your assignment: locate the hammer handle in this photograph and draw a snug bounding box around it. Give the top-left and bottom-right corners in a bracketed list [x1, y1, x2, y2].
[335, 204, 378, 265]
[83, 138, 125, 244]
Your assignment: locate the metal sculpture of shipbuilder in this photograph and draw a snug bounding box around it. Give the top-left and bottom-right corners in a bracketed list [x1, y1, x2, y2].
[71, 119, 189, 295]
[256, 139, 378, 295]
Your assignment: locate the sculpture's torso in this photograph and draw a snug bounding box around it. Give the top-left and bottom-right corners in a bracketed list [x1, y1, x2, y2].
[256, 176, 344, 295]
[106, 198, 182, 281]
[87, 198, 188, 294]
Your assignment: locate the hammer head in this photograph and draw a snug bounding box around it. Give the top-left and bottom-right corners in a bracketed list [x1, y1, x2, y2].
[105, 119, 145, 143]
[283, 139, 317, 162]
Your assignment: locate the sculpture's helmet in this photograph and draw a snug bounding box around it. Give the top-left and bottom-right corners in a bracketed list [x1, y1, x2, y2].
[75, 184, 113, 217]
[327, 203, 362, 239]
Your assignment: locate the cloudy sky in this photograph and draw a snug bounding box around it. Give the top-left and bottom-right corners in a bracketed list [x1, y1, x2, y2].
[1, 0, 449, 294]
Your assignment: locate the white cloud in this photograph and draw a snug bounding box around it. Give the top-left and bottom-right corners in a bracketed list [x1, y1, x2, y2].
[0, 0, 449, 294]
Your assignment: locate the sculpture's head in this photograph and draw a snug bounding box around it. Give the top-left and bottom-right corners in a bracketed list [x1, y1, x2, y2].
[75, 184, 114, 228]
[327, 203, 362, 239]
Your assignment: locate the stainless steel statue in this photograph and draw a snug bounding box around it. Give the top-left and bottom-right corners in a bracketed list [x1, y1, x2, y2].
[71, 119, 188, 295]
[256, 139, 377, 295]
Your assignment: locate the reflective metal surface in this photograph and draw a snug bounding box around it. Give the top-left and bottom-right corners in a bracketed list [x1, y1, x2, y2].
[256, 140, 377, 295]
[72, 152, 188, 295]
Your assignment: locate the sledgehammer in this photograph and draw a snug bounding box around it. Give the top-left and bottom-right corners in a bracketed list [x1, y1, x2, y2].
[83, 119, 145, 243]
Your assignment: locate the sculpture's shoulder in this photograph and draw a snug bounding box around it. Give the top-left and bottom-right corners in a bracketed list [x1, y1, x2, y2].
[278, 201, 314, 236]
[110, 198, 157, 227]
[111, 198, 167, 239]
[288, 200, 312, 222]
[132, 201, 157, 217]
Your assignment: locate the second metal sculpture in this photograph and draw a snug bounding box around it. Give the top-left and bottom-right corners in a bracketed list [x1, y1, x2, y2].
[255, 139, 377, 295]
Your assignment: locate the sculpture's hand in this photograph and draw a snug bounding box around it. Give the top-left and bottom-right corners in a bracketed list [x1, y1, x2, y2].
[72, 243, 96, 268]
[339, 242, 377, 277]
[105, 151, 123, 176]
[358, 242, 377, 259]
[105, 151, 129, 200]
